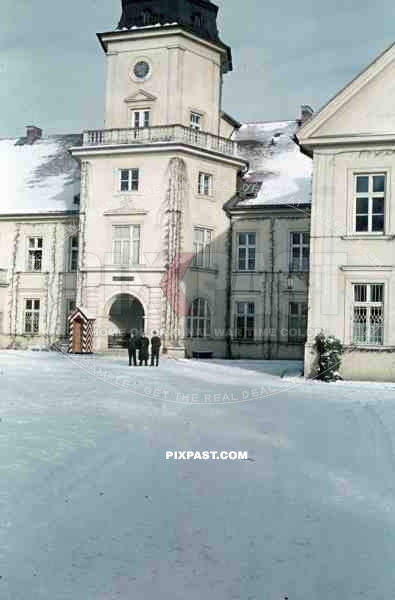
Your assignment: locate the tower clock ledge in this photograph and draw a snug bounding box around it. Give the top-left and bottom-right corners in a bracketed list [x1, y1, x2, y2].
[79, 125, 240, 158]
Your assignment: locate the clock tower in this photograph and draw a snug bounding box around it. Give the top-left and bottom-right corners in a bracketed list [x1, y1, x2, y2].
[71, 0, 246, 356]
[98, 0, 232, 132]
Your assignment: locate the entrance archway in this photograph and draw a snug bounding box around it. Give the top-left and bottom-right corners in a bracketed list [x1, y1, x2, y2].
[108, 294, 145, 348]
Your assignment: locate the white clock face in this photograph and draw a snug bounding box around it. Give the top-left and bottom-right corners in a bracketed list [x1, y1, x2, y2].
[133, 60, 150, 80]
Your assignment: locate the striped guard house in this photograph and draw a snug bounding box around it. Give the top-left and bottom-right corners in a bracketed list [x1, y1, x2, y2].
[68, 307, 95, 354]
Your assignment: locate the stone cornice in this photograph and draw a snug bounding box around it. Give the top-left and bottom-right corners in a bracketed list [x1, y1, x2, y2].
[80, 266, 166, 273]
[340, 265, 393, 272]
[97, 26, 229, 59]
[299, 133, 395, 150]
[71, 142, 247, 168]
[103, 209, 148, 216]
[341, 234, 395, 241]
[0, 212, 78, 222]
[228, 203, 311, 218]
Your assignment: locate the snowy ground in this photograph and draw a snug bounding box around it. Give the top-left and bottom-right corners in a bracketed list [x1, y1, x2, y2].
[1, 351, 395, 600]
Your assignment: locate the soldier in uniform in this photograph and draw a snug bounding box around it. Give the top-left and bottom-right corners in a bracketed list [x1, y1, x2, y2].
[150, 331, 161, 367]
[139, 333, 149, 366]
[128, 333, 137, 366]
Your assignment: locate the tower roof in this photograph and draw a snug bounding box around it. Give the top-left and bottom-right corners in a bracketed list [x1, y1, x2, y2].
[116, 0, 232, 71]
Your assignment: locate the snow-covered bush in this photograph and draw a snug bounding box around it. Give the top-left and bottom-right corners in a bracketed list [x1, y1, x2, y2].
[314, 332, 344, 382]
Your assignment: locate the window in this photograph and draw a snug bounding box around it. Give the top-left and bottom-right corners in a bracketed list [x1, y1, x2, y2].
[192, 13, 204, 28]
[193, 227, 212, 268]
[354, 174, 385, 233]
[69, 236, 79, 272]
[24, 299, 40, 334]
[141, 9, 153, 26]
[288, 302, 308, 342]
[352, 283, 384, 345]
[198, 172, 212, 196]
[120, 169, 139, 192]
[112, 225, 141, 265]
[290, 232, 310, 272]
[237, 232, 256, 271]
[187, 298, 211, 338]
[28, 237, 43, 272]
[132, 110, 150, 128]
[235, 302, 255, 339]
[190, 112, 202, 131]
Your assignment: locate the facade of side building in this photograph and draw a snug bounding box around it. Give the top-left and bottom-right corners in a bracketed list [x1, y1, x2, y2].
[196, 117, 312, 361]
[0, 130, 80, 349]
[298, 42, 395, 381]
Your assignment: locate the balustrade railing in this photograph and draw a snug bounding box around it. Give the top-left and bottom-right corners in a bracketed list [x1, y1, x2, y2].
[83, 124, 237, 156]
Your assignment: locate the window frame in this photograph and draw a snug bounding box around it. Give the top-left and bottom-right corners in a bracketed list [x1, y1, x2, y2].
[351, 282, 384, 346]
[131, 109, 150, 129]
[288, 301, 308, 343]
[27, 237, 43, 272]
[235, 302, 255, 340]
[198, 172, 213, 197]
[190, 111, 203, 131]
[69, 235, 79, 272]
[353, 173, 386, 235]
[289, 232, 310, 272]
[237, 232, 256, 272]
[193, 226, 213, 268]
[119, 168, 140, 193]
[187, 298, 212, 338]
[24, 298, 41, 335]
[112, 224, 141, 266]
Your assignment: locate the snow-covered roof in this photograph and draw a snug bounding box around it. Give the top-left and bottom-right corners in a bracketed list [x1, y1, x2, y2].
[233, 120, 312, 207]
[0, 134, 82, 215]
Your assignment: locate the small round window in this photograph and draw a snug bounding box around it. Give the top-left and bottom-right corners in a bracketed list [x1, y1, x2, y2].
[133, 60, 150, 80]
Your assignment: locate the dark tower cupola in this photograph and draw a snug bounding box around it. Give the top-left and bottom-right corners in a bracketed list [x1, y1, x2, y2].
[117, 0, 232, 71]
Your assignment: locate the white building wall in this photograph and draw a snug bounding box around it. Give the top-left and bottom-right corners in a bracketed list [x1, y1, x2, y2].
[76, 148, 240, 353]
[103, 32, 223, 134]
[0, 218, 78, 348]
[305, 147, 395, 380]
[230, 211, 310, 360]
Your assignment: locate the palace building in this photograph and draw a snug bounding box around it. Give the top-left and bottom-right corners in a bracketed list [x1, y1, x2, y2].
[1, 0, 395, 379]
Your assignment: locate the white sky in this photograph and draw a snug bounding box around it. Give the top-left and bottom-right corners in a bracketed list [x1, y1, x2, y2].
[1, 0, 395, 136]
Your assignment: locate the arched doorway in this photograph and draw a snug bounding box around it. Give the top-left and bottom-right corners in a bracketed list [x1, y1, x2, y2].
[108, 294, 145, 349]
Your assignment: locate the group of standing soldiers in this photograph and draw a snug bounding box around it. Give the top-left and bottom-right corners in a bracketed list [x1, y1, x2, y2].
[128, 331, 161, 367]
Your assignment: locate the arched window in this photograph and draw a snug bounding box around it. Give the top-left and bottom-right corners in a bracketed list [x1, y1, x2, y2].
[187, 298, 211, 338]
